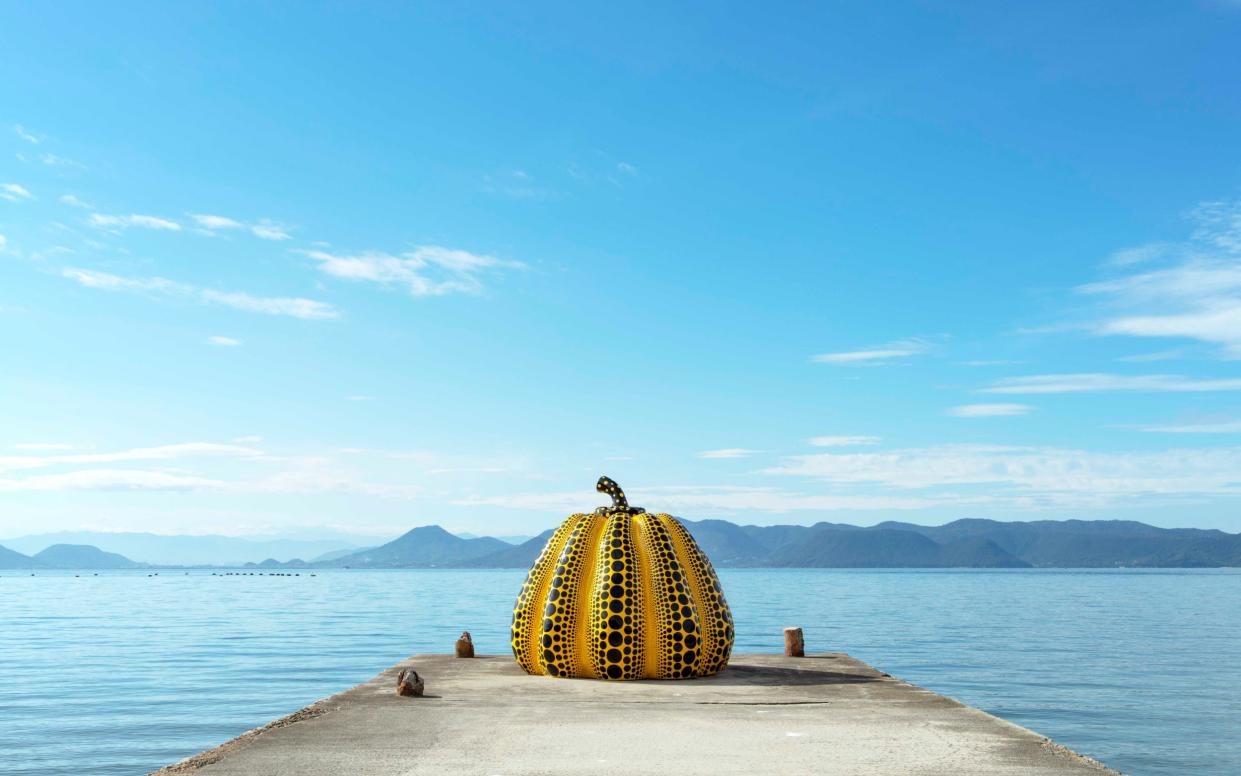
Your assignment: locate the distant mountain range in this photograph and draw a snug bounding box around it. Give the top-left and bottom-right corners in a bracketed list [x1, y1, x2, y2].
[454, 518, 1241, 569]
[0, 530, 384, 566]
[0, 543, 147, 570]
[322, 526, 511, 567]
[0, 529, 526, 566]
[3, 519, 1239, 570]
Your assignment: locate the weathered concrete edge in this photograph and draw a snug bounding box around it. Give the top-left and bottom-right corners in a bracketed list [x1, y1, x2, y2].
[151, 655, 1123, 776]
[154, 698, 335, 774]
[880, 673, 1122, 775]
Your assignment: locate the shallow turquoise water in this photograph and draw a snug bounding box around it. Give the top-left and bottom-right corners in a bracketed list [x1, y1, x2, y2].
[1, 568, 1238, 775]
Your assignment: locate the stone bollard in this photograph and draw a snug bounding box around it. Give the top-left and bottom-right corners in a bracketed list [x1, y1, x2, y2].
[396, 669, 424, 697]
[455, 631, 474, 658]
[784, 627, 805, 657]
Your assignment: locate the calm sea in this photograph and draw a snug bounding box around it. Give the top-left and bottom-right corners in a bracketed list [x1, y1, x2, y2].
[1, 568, 1238, 775]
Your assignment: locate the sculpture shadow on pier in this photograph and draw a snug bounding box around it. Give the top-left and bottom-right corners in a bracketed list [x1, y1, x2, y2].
[700, 660, 881, 688]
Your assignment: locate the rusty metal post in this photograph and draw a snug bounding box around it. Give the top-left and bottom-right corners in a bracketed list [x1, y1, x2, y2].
[783, 626, 804, 657]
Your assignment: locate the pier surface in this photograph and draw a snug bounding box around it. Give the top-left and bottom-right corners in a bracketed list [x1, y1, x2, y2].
[157, 654, 1115, 775]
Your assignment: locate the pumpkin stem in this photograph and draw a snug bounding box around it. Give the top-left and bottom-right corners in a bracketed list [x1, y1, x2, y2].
[596, 476, 629, 510]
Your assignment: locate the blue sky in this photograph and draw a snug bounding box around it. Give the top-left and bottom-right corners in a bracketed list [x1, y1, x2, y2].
[3, 2, 1241, 540]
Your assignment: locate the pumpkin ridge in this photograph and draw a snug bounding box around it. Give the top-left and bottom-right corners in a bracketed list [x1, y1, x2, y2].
[648, 513, 704, 678]
[571, 513, 607, 677]
[540, 514, 597, 677]
[659, 514, 708, 677]
[663, 514, 734, 676]
[512, 513, 581, 674]
[631, 514, 662, 679]
[589, 509, 644, 680]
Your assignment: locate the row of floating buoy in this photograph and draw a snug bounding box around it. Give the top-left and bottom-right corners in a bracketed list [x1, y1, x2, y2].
[5, 571, 315, 577]
[210, 571, 313, 576]
[3, 572, 98, 577]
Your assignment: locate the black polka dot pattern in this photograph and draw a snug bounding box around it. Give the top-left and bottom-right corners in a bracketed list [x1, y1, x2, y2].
[510, 477, 735, 680]
[589, 509, 644, 680]
[636, 515, 702, 678]
[539, 512, 603, 678]
[511, 514, 581, 674]
[662, 515, 735, 675]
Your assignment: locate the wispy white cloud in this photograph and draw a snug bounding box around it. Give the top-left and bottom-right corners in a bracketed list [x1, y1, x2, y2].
[191, 213, 243, 230]
[762, 443, 1241, 507]
[0, 442, 262, 475]
[0, 441, 409, 498]
[451, 486, 968, 514]
[199, 289, 336, 319]
[1191, 199, 1241, 252]
[206, 336, 241, 347]
[59, 193, 94, 209]
[1080, 199, 1241, 358]
[40, 153, 85, 169]
[2, 183, 34, 201]
[233, 435, 263, 443]
[1107, 243, 1169, 267]
[88, 213, 181, 231]
[0, 459, 418, 498]
[697, 448, 758, 459]
[61, 268, 340, 320]
[383, 449, 527, 477]
[251, 220, 291, 241]
[189, 214, 290, 240]
[481, 171, 553, 199]
[1116, 348, 1187, 362]
[0, 441, 361, 496]
[807, 435, 881, 447]
[641, 486, 974, 513]
[1138, 420, 1241, 434]
[617, 162, 639, 176]
[240, 462, 420, 499]
[812, 337, 932, 365]
[28, 245, 73, 261]
[300, 245, 525, 297]
[0, 469, 225, 492]
[947, 403, 1032, 417]
[14, 124, 41, 144]
[62, 268, 176, 293]
[981, 373, 1241, 394]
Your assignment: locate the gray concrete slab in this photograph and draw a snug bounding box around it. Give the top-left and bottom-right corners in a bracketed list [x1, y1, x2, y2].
[155, 654, 1118, 776]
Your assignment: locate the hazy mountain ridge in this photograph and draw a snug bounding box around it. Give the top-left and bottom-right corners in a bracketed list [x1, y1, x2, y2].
[0, 543, 147, 569]
[870, 519, 1241, 568]
[351, 517, 1240, 570]
[3, 518, 1238, 569]
[34, 544, 146, 569]
[325, 526, 510, 568]
[0, 544, 41, 569]
[0, 531, 377, 566]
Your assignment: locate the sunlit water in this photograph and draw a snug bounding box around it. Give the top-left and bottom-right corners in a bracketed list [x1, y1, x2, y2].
[2, 568, 1238, 775]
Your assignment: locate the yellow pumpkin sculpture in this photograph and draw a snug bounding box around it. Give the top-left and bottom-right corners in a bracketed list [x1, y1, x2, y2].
[511, 476, 734, 680]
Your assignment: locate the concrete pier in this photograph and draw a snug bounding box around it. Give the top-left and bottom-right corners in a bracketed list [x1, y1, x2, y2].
[155, 654, 1116, 775]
